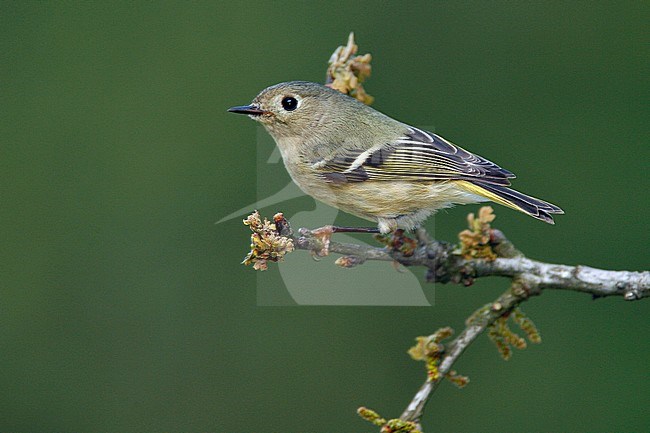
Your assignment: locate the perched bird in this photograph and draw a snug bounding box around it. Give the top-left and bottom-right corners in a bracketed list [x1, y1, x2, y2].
[229, 81, 562, 234]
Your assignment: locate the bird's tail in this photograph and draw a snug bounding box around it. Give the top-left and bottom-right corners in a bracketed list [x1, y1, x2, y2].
[456, 180, 564, 224]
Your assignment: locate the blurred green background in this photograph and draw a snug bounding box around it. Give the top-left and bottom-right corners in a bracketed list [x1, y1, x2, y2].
[2, 1, 649, 432]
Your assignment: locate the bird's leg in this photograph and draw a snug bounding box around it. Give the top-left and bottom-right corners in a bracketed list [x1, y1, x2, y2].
[309, 225, 380, 257]
[415, 226, 432, 245]
[329, 226, 381, 234]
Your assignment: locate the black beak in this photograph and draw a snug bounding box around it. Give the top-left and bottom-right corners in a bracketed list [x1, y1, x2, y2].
[227, 105, 265, 116]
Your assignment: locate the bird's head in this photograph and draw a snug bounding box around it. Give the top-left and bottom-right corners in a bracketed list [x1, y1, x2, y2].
[229, 81, 368, 140]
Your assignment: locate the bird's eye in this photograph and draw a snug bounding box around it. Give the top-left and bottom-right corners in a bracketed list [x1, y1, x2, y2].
[281, 96, 298, 111]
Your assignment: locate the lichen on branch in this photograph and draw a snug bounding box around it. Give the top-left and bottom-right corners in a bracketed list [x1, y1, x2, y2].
[326, 32, 374, 105]
[457, 206, 498, 260]
[407, 327, 469, 388]
[357, 407, 422, 433]
[241, 211, 294, 271]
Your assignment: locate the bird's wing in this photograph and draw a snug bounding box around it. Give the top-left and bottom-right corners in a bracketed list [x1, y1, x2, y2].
[317, 127, 516, 186]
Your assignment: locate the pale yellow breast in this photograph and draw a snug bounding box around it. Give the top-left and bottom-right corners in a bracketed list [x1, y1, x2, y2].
[294, 176, 481, 222]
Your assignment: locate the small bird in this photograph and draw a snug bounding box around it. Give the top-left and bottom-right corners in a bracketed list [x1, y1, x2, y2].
[229, 81, 563, 234]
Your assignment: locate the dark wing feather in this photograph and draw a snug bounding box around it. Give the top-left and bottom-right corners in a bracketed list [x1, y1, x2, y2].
[318, 127, 515, 185]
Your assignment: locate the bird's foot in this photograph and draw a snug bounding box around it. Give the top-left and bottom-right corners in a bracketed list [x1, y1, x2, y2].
[307, 225, 381, 257]
[374, 229, 418, 257]
[310, 225, 335, 257]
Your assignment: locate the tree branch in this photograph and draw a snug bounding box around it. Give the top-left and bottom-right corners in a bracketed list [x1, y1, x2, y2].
[295, 227, 650, 301]
[293, 224, 649, 427]
[243, 199, 648, 433]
